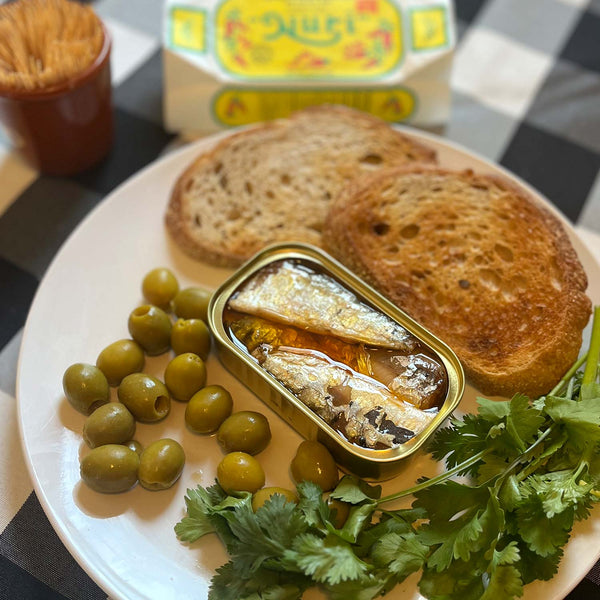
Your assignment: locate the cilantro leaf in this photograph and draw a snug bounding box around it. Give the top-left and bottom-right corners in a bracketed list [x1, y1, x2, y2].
[371, 531, 428, 578]
[222, 497, 307, 575]
[428, 414, 489, 472]
[209, 562, 308, 600]
[498, 474, 522, 512]
[419, 556, 486, 600]
[491, 541, 520, 567]
[413, 480, 488, 522]
[480, 565, 523, 600]
[254, 493, 308, 548]
[477, 397, 510, 422]
[323, 574, 389, 600]
[205, 482, 228, 504]
[419, 517, 472, 572]
[475, 542, 524, 600]
[174, 512, 215, 543]
[507, 394, 545, 447]
[330, 503, 377, 543]
[515, 493, 573, 557]
[175, 486, 221, 542]
[418, 491, 503, 572]
[296, 481, 329, 528]
[544, 396, 600, 449]
[477, 454, 511, 485]
[288, 533, 370, 585]
[330, 475, 381, 504]
[525, 469, 593, 518]
[514, 539, 563, 584]
[354, 513, 414, 557]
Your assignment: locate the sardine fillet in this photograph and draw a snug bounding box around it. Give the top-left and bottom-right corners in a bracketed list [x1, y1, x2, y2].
[229, 260, 417, 352]
[257, 347, 435, 449]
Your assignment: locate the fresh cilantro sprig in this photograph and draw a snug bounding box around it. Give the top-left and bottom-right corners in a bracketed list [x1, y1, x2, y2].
[175, 306, 600, 600]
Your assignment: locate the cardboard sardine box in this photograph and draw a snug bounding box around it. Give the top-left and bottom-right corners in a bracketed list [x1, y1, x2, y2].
[163, 0, 456, 135]
[208, 243, 464, 480]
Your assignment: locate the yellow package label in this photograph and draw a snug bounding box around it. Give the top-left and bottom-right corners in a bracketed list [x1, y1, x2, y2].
[410, 6, 448, 51]
[215, 0, 403, 79]
[213, 88, 416, 126]
[170, 6, 207, 53]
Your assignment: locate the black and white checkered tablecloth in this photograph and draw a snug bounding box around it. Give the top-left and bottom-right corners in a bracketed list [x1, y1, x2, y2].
[1, 0, 599, 598]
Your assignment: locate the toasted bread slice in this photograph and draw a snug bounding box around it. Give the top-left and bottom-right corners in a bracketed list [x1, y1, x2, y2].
[323, 166, 591, 398]
[165, 105, 436, 267]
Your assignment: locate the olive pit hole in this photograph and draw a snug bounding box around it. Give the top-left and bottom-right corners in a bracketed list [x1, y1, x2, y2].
[155, 395, 169, 416]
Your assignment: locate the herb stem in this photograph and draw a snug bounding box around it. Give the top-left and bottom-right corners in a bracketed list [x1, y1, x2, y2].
[549, 354, 587, 397]
[514, 425, 557, 483]
[572, 445, 594, 483]
[377, 450, 487, 505]
[582, 306, 600, 386]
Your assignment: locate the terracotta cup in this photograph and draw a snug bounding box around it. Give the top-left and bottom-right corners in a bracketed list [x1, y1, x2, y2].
[0, 24, 113, 176]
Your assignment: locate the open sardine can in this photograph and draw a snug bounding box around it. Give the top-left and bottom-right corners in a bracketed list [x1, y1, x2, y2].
[208, 243, 465, 481]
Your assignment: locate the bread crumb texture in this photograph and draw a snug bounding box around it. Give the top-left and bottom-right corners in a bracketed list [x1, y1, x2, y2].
[165, 105, 436, 267]
[323, 166, 592, 398]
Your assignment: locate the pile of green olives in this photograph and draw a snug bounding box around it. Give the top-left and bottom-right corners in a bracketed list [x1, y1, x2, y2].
[63, 267, 218, 494]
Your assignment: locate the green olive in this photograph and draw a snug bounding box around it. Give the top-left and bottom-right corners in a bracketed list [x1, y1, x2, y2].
[117, 373, 171, 422]
[142, 267, 179, 310]
[217, 452, 265, 494]
[62, 362, 110, 415]
[80, 444, 139, 493]
[290, 441, 339, 491]
[83, 403, 136, 449]
[252, 487, 297, 512]
[327, 496, 351, 528]
[125, 439, 143, 457]
[171, 318, 211, 360]
[127, 305, 172, 355]
[138, 438, 185, 490]
[96, 339, 145, 386]
[185, 385, 233, 434]
[164, 352, 207, 402]
[217, 411, 271, 455]
[172, 287, 211, 321]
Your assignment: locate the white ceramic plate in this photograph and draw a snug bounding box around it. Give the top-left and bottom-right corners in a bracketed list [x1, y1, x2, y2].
[17, 127, 600, 600]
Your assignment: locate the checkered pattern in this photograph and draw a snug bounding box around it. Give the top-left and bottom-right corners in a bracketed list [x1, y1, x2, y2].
[0, 1, 598, 598]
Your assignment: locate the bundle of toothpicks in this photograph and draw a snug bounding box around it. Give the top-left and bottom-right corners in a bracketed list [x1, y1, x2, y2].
[0, 0, 103, 92]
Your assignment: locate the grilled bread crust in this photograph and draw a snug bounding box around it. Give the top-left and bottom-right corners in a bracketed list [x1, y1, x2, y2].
[165, 105, 436, 268]
[323, 165, 592, 398]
